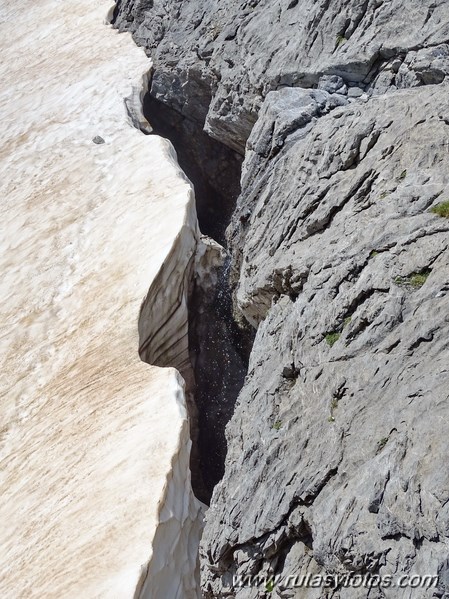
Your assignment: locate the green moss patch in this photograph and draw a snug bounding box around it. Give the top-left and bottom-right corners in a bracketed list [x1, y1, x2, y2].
[431, 201, 449, 218]
[394, 269, 431, 289]
[325, 332, 341, 347]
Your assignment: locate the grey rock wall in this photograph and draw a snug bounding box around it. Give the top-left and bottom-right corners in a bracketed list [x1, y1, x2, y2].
[202, 83, 449, 598]
[115, 0, 449, 153]
[115, 0, 449, 596]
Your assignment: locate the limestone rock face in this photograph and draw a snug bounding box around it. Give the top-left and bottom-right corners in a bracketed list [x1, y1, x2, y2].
[0, 1, 202, 597]
[114, 0, 449, 152]
[114, 0, 449, 597]
[201, 83, 449, 598]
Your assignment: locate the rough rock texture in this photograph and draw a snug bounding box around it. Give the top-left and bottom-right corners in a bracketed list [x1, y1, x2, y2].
[201, 83, 449, 598]
[114, 0, 449, 597]
[115, 0, 449, 153]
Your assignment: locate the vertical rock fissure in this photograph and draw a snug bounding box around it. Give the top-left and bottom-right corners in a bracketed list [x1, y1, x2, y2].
[143, 92, 254, 505]
[143, 94, 243, 245]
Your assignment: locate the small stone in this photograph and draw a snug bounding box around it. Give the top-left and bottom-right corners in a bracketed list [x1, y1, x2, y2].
[348, 86, 364, 98]
[92, 136, 105, 145]
[282, 364, 299, 379]
[390, 58, 403, 73]
[318, 75, 346, 94]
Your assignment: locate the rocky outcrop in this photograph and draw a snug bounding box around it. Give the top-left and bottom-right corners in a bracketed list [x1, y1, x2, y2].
[201, 82, 449, 598]
[114, 0, 449, 597]
[115, 0, 449, 153]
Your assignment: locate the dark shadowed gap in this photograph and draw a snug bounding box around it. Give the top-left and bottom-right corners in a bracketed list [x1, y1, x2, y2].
[110, 0, 121, 24]
[188, 256, 255, 503]
[143, 92, 254, 504]
[143, 94, 243, 246]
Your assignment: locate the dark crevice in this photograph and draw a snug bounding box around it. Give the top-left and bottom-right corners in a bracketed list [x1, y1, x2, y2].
[188, 258, 254, 503]
[143, 94, 243, 246]
[111, 2, 119, 24]
[143, 89, 254, 504]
